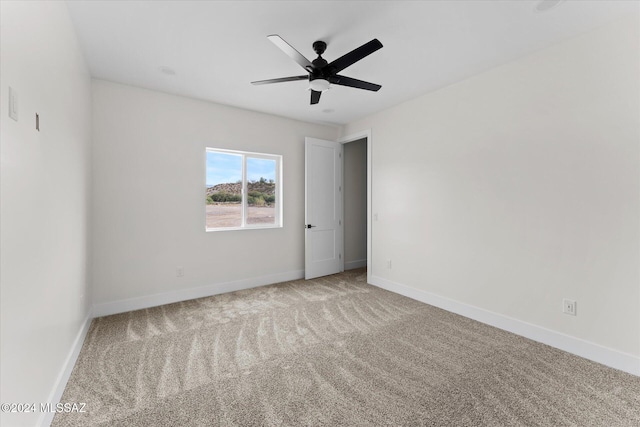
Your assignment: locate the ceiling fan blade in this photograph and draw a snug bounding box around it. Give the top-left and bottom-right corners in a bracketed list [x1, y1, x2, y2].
[327, 39, 383, 73]
[329, 75, 381, 91]
[310, 90, 322, 105]
[267, 35, 314, 72]
[251, 75, 308, 85]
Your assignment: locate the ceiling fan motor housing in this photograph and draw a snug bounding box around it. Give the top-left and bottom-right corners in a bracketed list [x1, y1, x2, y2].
[311, 60, 329, 80]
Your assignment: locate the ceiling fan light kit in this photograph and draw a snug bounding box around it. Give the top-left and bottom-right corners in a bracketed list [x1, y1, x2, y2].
[309, 79, 330, 92]
[251, 35, 383, 105]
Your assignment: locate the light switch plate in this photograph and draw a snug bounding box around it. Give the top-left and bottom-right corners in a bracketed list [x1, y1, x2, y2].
[9, 86, 18, 121]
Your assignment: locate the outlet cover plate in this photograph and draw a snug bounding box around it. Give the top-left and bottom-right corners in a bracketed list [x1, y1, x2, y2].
[563, 299, 577, 316]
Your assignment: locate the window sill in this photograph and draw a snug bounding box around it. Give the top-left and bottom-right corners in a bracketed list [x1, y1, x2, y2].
[206, 224, 283, 232]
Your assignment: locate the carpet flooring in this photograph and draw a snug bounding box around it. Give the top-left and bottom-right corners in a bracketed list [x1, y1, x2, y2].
[53, 269, 640, 426]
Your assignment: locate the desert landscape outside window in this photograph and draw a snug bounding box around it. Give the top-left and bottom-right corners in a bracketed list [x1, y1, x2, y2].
[206, 148, 282, 230]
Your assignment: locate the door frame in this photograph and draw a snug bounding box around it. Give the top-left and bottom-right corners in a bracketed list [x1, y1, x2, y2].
[338, 129, 372, 283]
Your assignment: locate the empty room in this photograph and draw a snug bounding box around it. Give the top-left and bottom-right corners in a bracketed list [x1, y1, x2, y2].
[1, 1, 639, 426]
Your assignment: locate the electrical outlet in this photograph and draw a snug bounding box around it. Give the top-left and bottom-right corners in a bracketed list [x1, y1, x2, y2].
[386, 259, 392, 269]
[563, 299, 576, 316]
[176, 266, 184, 277]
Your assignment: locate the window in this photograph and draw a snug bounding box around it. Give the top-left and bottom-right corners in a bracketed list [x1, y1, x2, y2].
[206, 148, 282, 230]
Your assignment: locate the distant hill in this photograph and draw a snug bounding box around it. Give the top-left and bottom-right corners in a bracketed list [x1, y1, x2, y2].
[206, 181, 275, 197]
[206, 183, 241, 196]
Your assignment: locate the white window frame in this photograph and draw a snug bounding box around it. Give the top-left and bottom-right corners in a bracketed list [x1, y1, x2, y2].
[206, 148, 282, 231]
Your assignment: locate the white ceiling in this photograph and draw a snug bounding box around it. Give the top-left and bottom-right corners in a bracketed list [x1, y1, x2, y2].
[66, 1, 637, 126]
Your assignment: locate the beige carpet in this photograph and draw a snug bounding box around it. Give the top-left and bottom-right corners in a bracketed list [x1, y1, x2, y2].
[53, 269, 640, 426]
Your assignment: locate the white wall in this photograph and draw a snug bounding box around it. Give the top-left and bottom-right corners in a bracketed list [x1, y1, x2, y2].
[0, 2, 93, 426]
[343, 138, 367, 268]
[343, 17, 640, 369]
[91, 80, 338, 309]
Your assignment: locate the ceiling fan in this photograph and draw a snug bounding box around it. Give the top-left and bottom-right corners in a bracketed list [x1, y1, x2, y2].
[251, 35, 383, 105]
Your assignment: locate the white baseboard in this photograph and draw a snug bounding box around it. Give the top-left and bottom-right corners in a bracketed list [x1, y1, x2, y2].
[344, 259, 367, 270]
[38, 308, 93, 427]
[369, 275, 640, 377]
[93, 270, 305, 317]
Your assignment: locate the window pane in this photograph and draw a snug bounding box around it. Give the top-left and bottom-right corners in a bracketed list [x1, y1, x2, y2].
[246, 157, 276, 225]
[206, 151, 242, 228]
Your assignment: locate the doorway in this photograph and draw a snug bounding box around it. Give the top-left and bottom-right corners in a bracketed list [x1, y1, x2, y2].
[339, 130, 371, 282]
[342, 137, 367, 270]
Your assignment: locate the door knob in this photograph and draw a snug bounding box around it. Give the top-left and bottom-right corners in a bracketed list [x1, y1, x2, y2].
[306, 224, 316, 229]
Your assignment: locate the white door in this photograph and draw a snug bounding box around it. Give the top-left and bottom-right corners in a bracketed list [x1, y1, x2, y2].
[305, 137, 343, 280]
